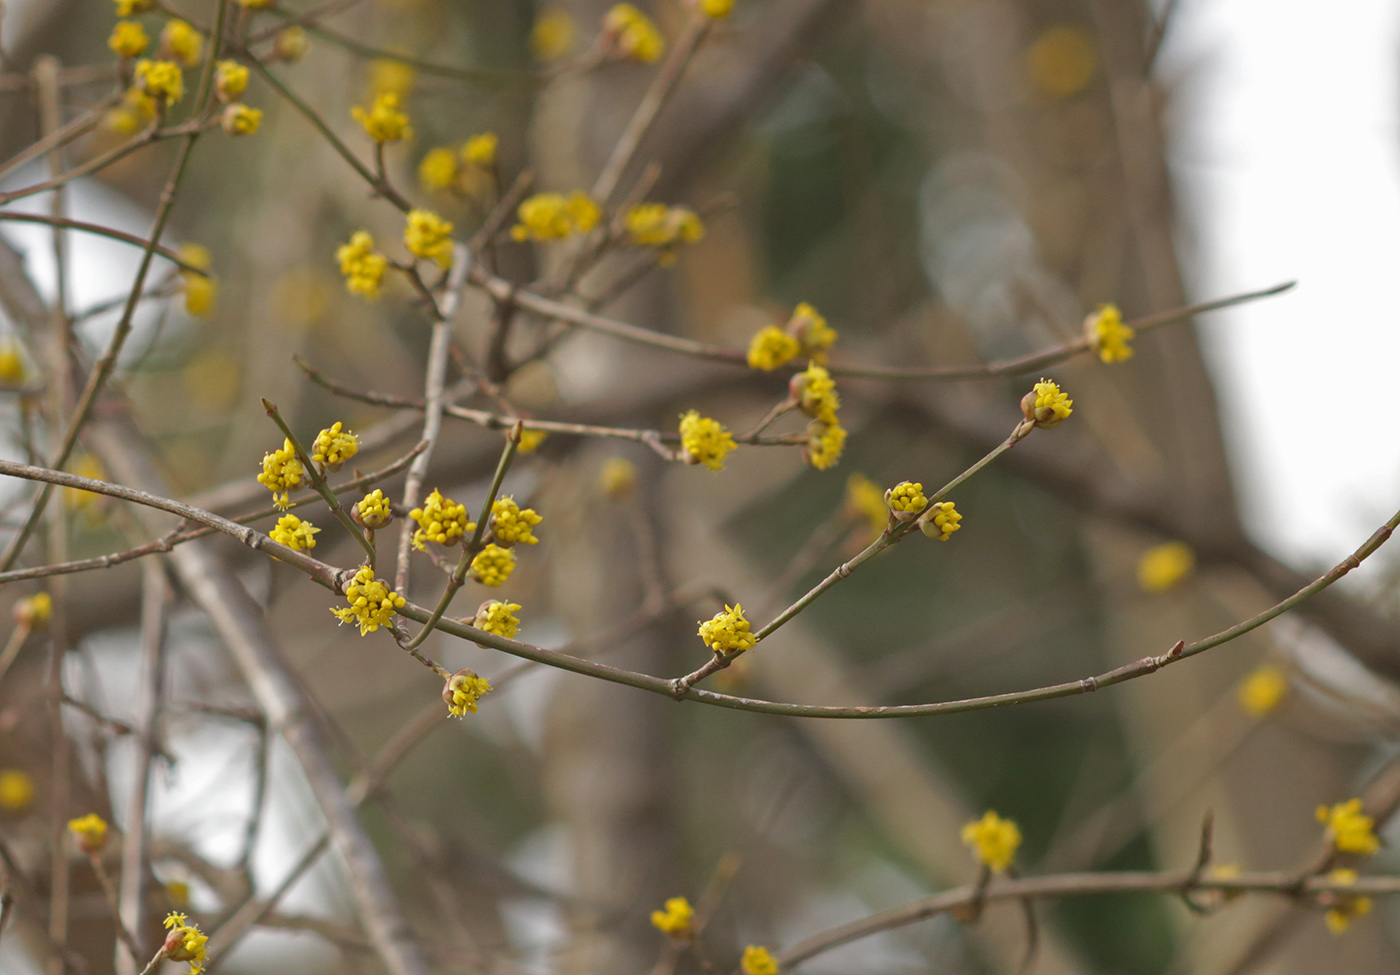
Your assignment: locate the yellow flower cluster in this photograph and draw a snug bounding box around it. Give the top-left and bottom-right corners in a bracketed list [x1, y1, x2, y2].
[0, 339, 26, 383]
[531, 8, 575, 61]
[470, 544, 516, 587]
[108, 20, 149, 58]
[1137, 541, 1194, 592]
[463, 132, 497, 167]
[312, 421, 358, 471]
[1087, 303, 1134, 363]
[1022, 378, 1072, 429]
[651, 896, 694, 937]
[961, 810, 1021, 872]
[410, 489, 474, 550]
[886, 480, 926, 514]
[1323, 869, 1372, 934]
[256, 438, 304, 509]
[845, 473, 888, 538]
[788, 302, 837, 361]
[679, 410, 736, 471]
[355, 488, 393, 529]
[351, 92, 411, 143]
[474, 600, 522, 639]
[135, 59, 184, 107]
[336, 230, 389, 299]
[13, 592, 52, 628]
[919, 501, 961, 541]
[1316, 799, 1381, 856]
[405, 209, 454, 268]
[0, 769, 34, 811]
[511, 191, 603, 242]
[600, 457, 637, 499]
[69, 813, 109, 853]
[1238, 664, 1288, 717]
[162, 911, 208, 974]
[747, 325, 799, 371]
[518, 428, 548, 453]
[269, 514, 319, 551]
[741, 945, 779, 975]
[698, 604, 755, 655]
[805, 419, 845, 471]
[273, 25, 309, 61]
[419, 133, 498, 194]
[178, 243, 216, 317]
[624, 204, 704, 265]
[604, 4, 665, 62]
[161, 19, 203, 67]
[491, 497, 542, 545]
[331, 566, 406, 636]
[443, 669, 493, 717]
[115, 0, 152, 15]
[215, 61, 248, 102]
[793, 364, 839, 421]
[221, 104, 262, 136]
[702, 0, 736, 18]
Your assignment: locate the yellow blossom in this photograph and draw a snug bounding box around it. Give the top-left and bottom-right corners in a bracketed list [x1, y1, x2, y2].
[741, 946, 779, 975]
[625, 204, 704, 264]
[162, 911, 208, 973]
[161, 20, 204, 68]
[69, 813, 109, 853]
[135, 59, 185, 107]
[0, 770, 35, 811]
[605, 3, 665, 63]
[404, 209, 454, 268]
[65, 455, 107, 513]
[462, 132, 498, 168]
[679, 410, 736, 471]
[698, 604, 755, 655]
[164, 880, 190, 908]
[1027, 25, 1097, 100]
[510, 191, 602, 241]
[351, 92, 411, 143]
[106, 87, 158, 134]
[269, 514, 319, 551]
[355, 489, 393, 529]
[1086, 303, 1134, 363]
[791, 363, 839, 421]
[531, 8, 575, 61]
[473, 600, 522, 639]
[256, 438, 304, 509]
[220, 103, 262, 135]
[1021, 378, 1073, 429]
[419, 147, 458, 192]
[470, 544, 516, 587]
[13, 592, 52, 629]
[1316, 799, 1381, 856]
[336, 230, 389, 300]
[369, 58, 416, 100]
[961, 810, 1021, 872]
[1323, 869, 1372, 934]
[518, 429, 548, 453]
[701, 0, 735, 17]
[1238, 665, 1288, 717]
[178, 243, 216, 317]
[788, 302, 837, 361]
[108, 21, 149, 59]
[331, 566, 406, 635]
[273, 25, 309, 62]
[311, 421, 358, 471]
[115, 0, 152, 16]
[568, 191, 603, 232]
[215, 60, 249, 102]
[886, 480, 926, 514]
[845, 474, 888, 538]
[410, 489, 473, 549]
[1137, 541, 1194, 593]
[746, 325, 799, 371]
[491, 496, 542, 546]
[600, 457, 637, 499]
[650, 896, 694, 937]
[805, 418, 845, 471]
[0, 339, 27, 383]
[919, 500, 961, 541]
[443, 669, 493, 717]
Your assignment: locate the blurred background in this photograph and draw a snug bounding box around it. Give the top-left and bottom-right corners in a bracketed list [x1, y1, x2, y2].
[1, 1, 1399, 973]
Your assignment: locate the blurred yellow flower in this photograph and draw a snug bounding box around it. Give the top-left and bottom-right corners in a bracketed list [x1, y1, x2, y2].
[1137, 541, 1194, 593]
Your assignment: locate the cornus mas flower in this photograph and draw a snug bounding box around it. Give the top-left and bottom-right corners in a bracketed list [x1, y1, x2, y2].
[604, 3, 665, 62]
[701, 0, 736, 18]
[624, 204, 704, 265]
[135, 59, 185, 107]
[918, 500, 961, 541]
[490, 497, 542, 545]
[511, 191, 602, 241]
[108, 21, 149, 59]
[886, 481, 926, 515]
[312, 421, 358, 470]
[354, 489, 393, 529]
[741, 945, 779, 975]
[0, 339, 26, 383]
[115, 0, 152, 15]
[336, 230, 388, 299]
[599, 457, 637, 499]
[221, 104, 262, 136]
[1086, 303, 1135, 363]
[443, 669, 492, 717]
[418, 147, 457, 192]
[1323, 869, 1373, 934]
[845, 473, 888, 538]
[791, 363, 839, 421]
[804, 418, 845, 471]
[961, 810, 1021, 872]
[162, 912, 208, 974]
[698, 604, 755, 655]
[650, 896, 694, 937]
[352, 91, 411, 143]
[410, 489, 473, 549]
[404, 209, 454, 268]
[0, 770, 34, 811]
[161, 20, 203, 67]
[470, 544, 516, 587]
[256, 438, 304, 509]
[679, 410, 736, 471]
[1238, 665, 1288, 717]
[462, 132, 498, 167]
[1317, 799, 1381, 856]
[273, 25, 309, 61]
[788, 302, 837, 361]
[13, 592, 52, 628]
[68, 813, 109, 853]
[518, 429, 548, 453]
[177, 243, 216, 317]
[1021, 378, 1073, 429]
[531, 8, 575, 61]
[1137, 541, 1194, 592]
[331, 566, 406, 635]
[747, 325, 799, 372]
[473, 600, 521, 639]
[215, 60, 248, 102]
[269, 514, 319, 551]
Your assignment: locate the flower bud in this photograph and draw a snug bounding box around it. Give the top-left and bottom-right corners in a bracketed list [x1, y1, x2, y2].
[272, 25, 309, 62]
[13, 592, 51, 629]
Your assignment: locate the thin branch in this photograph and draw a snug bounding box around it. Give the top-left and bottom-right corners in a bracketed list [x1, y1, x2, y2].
[0, 213, 210, 276]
